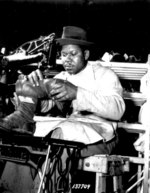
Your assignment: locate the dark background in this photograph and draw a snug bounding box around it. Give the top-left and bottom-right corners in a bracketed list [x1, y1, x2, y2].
[0, 0, 150, 61]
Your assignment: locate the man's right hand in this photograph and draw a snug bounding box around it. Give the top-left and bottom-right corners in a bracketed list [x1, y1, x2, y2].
[27, 69, 44, 86]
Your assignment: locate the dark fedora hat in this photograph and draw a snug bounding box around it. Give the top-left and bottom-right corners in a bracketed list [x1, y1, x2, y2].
[56, 26, 94, 47]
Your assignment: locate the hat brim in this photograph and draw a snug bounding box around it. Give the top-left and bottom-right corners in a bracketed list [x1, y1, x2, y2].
[56, 38, 94, 47]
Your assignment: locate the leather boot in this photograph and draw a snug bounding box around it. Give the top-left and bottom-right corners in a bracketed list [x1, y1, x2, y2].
[0, 78, 56, 135]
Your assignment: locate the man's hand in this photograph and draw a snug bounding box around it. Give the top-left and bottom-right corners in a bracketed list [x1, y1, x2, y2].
[50, 79, 77, 101]
[27, 69, 43, 86]
[25, 69, 77, 101]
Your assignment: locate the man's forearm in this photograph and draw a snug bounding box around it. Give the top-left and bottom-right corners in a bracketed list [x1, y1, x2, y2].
[72, 87, 125, 120]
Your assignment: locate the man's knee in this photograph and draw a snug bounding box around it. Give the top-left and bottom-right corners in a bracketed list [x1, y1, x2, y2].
[80, 135, 119, 157]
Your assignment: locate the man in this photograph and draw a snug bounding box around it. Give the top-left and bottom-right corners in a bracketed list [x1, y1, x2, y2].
[0, 26, 125, 157]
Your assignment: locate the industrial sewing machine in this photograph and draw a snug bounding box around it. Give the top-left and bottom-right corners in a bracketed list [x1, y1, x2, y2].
[0, 32, 62, 116]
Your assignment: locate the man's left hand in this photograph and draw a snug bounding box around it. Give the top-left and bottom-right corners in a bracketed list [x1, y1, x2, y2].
[50, 79, 77, 101]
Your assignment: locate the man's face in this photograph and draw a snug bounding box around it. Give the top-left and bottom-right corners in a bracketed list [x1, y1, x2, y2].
[60, 44, 86, 75]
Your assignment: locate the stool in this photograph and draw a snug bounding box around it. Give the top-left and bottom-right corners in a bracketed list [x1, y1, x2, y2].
[74, 155, 130, 193]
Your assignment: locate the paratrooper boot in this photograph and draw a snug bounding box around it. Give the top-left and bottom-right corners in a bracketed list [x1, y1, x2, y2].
[0, 77, 58, 135]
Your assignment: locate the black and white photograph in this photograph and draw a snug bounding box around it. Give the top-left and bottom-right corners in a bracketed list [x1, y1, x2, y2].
[0, 0, 149, 193]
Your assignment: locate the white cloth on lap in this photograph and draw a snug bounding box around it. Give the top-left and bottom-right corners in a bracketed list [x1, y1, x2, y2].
[33, 116, 106, 144]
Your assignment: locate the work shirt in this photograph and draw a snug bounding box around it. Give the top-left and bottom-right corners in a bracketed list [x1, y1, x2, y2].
[34, 61, 125, 144]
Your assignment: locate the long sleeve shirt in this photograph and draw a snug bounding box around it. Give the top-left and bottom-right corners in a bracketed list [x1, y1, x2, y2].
[37, 61, 125, 142]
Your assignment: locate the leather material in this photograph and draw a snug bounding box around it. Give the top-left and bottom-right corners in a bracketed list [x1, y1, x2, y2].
[15, 79, 53, 99]
[15, 78, 65, 99]
[0, 102, 36, 135]
[0, 118, 35, 136]
[0, 78, 68, 135]
[12, 122, 36, 135]
[15, 78, 66, 115]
